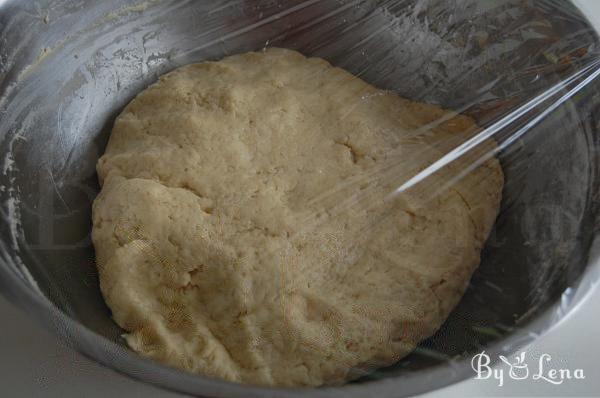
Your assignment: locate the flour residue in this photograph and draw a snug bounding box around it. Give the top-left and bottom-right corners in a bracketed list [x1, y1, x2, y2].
[1, 124, 41, 293]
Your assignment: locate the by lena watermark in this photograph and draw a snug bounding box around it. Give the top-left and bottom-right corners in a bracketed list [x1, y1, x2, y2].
[471, 351, 585, 387]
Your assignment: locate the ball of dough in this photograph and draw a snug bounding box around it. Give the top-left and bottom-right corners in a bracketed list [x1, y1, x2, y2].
[92, 48, 503, 387]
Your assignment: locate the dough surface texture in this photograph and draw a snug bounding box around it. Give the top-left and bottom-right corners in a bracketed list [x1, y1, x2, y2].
[92, 48, 503, 387]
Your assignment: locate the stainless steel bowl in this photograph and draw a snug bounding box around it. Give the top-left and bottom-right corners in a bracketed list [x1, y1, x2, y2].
[1, 1, 599, 397]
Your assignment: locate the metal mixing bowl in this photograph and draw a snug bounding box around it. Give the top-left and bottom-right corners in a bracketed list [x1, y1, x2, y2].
[1, 1, 599, 397]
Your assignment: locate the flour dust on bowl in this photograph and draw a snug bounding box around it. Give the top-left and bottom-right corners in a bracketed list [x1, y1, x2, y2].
[0, 1, 599, 397]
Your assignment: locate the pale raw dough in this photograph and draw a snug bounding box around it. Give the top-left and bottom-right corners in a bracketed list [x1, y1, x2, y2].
[92, 48, 503, 387]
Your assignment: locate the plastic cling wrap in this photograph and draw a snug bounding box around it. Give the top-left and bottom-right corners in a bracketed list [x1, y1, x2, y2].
[0, 0, 599, 396]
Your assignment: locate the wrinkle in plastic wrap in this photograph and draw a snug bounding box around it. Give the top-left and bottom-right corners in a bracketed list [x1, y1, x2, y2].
[0, 0, 599, 392]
